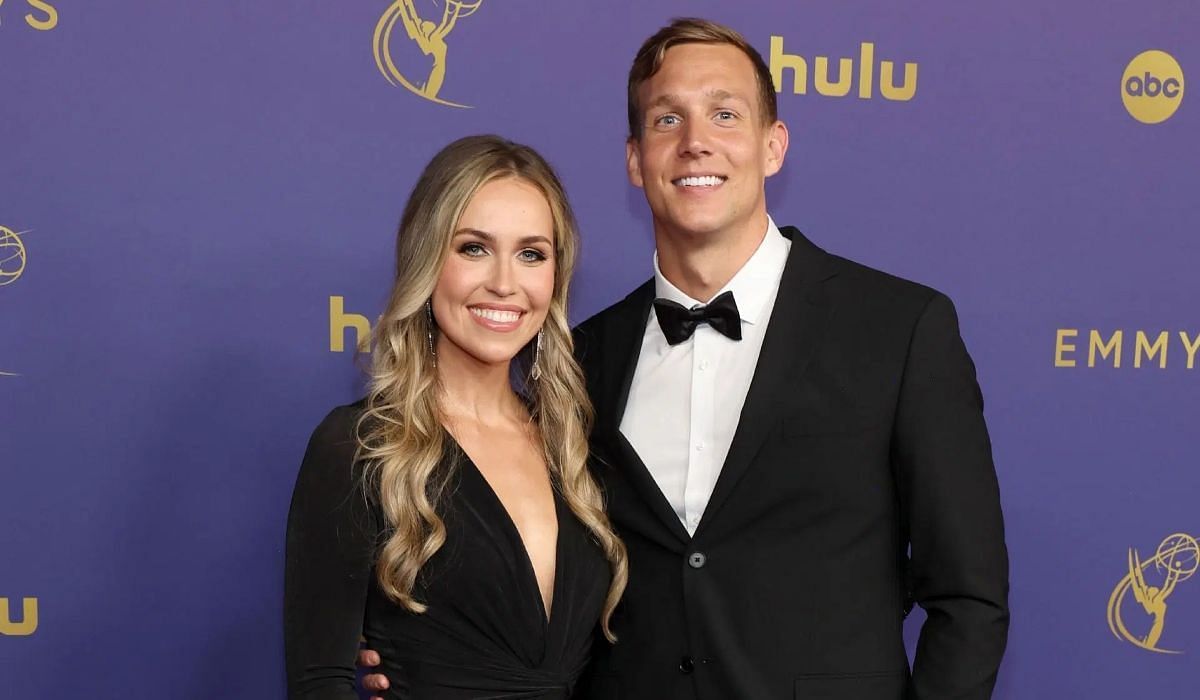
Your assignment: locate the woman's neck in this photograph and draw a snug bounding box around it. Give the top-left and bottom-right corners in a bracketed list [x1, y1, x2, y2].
[434, 341, 524, 426]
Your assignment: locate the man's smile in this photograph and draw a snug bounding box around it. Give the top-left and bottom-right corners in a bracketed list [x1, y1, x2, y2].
[672, 175, 727, 189]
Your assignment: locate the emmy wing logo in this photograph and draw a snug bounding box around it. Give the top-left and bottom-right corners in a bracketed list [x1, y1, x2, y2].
[373, 0, 484, 108]
[1107, 532, 1199, 654]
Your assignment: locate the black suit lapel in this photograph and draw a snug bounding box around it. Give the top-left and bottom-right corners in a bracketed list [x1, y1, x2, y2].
[604, 280, 654, 427]
[697, 227, 839, 532]
[595, 281, 692, 544]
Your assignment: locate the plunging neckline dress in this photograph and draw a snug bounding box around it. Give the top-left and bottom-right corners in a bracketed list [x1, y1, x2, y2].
[285, 404, 612, 699]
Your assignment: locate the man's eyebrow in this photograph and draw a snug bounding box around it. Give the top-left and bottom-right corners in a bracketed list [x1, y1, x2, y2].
[645, 90, 748, 110]
[645, 93, 682, 110]
[707, 88, 746, 103]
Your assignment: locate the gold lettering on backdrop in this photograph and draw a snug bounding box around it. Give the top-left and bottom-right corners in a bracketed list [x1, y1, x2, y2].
[1134, 331, 1169, 368]
[329, 296, 371, 353]
[0, 598, 38, 636]
[1107, 533, 1198, 654]
[879, 59, 919, 101]
[1089, 330, 1123, 368]
[770, 36, 917, 101]
[25, 0, 57, 30]
[770, 36, 808, 95]
[814, 56, 853, 97]
[1181, 331, 1200, 369]
[1056, 329, 1198, 369]
[1055, 329, 1078, 367]
[858, 42, 875, 98]
[0, 2, 58, 31]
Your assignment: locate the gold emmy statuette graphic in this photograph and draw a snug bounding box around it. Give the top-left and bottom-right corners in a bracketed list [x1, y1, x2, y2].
[1107, 532, 1199, 654]
[373, 0, 483, 108]
[1, 224, 29, 376]
[0, 225, 27, 287]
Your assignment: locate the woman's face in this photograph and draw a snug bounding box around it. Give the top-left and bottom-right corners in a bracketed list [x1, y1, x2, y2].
[431, 176, 557, 371]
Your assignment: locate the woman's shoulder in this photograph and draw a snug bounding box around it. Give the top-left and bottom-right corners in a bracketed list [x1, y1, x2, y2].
[290, 400, 380, 548]
[310, 399, 367, 441]
[297, 399, 370, 489]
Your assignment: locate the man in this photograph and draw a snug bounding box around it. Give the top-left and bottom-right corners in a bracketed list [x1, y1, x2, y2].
[362, 17, 1008, 699]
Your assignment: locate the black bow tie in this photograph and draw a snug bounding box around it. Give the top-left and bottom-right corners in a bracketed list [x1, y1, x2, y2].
[653, 290, 743, 346]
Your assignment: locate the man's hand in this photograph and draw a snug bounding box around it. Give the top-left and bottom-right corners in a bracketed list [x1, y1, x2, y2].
[357, 649, 390, 700]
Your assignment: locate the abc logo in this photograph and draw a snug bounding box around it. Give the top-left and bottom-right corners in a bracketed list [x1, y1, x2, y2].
[1122, 50, 1184, 124]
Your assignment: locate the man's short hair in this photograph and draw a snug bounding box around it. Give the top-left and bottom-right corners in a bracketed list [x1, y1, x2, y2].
[627, 17, 779, 140]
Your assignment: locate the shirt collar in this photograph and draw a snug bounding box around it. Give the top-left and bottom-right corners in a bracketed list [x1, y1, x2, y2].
[652, 216, 791, 325]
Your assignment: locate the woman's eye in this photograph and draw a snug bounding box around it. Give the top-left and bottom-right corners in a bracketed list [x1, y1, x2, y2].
[519, 249, 548, 263]
[460, 242, 487, 256]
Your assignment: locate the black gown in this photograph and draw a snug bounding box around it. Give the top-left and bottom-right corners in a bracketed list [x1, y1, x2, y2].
[285, 404, 612, 699]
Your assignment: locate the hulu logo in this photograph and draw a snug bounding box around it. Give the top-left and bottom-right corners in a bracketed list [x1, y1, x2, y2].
[770, 36, 918, 101]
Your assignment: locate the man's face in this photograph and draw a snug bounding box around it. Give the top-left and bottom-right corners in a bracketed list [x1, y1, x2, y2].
[627, 43, 786, 243]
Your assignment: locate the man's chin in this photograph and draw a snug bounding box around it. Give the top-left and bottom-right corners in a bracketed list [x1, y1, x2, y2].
[657, 215, 732, 240]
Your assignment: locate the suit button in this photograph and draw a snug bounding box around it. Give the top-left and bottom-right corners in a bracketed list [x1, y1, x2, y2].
[688, 552, 707, 569]
[679, 656, 695, 674]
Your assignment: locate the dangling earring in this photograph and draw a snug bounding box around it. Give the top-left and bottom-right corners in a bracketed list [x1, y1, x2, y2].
[425, 299, 437, 367]
[530, 329, 544, 381]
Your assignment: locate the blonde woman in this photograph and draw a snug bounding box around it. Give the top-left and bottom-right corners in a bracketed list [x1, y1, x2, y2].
[284, 135, 626, 699]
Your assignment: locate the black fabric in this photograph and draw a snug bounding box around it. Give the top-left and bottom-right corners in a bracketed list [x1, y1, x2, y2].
[652, 290, 743, 345]
[284, 405, 612, 699]
[573, 226, 1009, 700]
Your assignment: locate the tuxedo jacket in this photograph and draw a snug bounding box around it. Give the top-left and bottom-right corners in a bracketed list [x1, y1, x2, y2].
[573, 227, 1009, 700]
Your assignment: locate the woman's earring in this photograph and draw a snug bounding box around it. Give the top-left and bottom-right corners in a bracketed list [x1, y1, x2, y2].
[530, 329, 544, 381]
[425, 299, 437, 367]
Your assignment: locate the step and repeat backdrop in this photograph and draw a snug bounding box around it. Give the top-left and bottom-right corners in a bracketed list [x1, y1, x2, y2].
[2, 1, 1196, 697]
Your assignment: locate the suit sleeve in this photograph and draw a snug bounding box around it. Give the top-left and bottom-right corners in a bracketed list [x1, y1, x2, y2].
[893, 293, 1009, 699]
[284, 407, 378, 699]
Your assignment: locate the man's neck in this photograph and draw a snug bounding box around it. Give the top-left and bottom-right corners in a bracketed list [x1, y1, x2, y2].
[654, 213, 769, 302]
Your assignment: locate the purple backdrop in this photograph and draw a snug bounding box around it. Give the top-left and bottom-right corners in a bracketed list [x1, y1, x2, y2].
[3, 1, 1197, 697]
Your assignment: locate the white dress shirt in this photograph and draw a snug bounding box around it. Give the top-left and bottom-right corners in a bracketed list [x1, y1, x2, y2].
[620, 218, 791, 535]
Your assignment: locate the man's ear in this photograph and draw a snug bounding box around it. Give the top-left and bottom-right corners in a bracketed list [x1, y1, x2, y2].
[626, 138, 645, 188]
[763, 120, 789, 178]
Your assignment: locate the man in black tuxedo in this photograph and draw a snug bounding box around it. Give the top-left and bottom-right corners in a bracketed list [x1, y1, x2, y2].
[571, 18, 1008, 700]
[361, 17, 1007, 700]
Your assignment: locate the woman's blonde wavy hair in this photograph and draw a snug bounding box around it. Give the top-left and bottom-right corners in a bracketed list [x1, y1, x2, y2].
[355, 134, 627, 640]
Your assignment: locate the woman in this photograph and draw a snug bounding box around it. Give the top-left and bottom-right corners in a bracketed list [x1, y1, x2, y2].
[284, 135, 627, 699]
